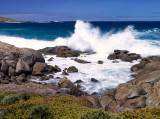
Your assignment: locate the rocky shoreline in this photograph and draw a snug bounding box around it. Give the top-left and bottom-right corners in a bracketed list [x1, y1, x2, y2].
[0, 41, 160, 113]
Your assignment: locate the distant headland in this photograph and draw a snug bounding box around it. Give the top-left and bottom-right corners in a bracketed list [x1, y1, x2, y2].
[0, 17, 27, 23]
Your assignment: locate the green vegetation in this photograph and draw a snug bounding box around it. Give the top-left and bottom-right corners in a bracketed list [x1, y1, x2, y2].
[0, 95, 19, 106]
[0, 90, 159, 119]
[120, 108, 160, 119]
[18, 92, 31, 101]
[0, 90, 90, 119]
[29, 104, 52, 119]
[79, 109, 120, 119]
[2, 90, 18, 96]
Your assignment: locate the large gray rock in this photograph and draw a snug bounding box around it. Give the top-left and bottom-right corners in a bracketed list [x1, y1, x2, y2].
[16, 59, 31, 74]
[0, 41, 45, 83]
[100, 70, 160, 112]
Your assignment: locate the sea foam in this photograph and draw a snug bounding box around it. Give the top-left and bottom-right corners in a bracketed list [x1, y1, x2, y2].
[1, 20, 160, 94]
[54, 20, 160, 58]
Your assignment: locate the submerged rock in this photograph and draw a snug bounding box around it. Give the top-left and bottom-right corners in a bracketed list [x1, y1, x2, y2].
[91, 78, 98, 82]
[74, 80, 83, 83]
[74, 58, 91, 64]
[97, 60, 103, 64]
[112, 61, 119, 63]
[47, 57, 54, 61]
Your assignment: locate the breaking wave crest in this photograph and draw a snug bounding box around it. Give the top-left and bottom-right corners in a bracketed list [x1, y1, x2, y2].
[1, 20, 160, 58]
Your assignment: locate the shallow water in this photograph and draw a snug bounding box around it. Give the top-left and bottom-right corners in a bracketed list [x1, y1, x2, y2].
[31, 54, 138, 95]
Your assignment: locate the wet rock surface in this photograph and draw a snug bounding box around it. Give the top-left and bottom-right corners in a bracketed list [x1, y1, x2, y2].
[74, 80, 83, 83]
[107, 50, 141, 62]
[74, 58, 91, 64]
[38, 46, 80, 57]
[67, 66, 78, 73]
[97, 60, 103, 64]
[91, 78, 98, 82]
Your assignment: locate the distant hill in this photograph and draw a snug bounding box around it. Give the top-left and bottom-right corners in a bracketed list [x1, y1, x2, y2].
[0, 17, 26, 23]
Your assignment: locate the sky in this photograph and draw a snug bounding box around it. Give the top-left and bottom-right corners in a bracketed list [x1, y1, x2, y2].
[0, 0, 160, 21]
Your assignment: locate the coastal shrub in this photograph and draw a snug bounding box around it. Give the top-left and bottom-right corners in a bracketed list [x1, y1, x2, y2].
[0, 94, 4, 101]
[120, 107, 160, 119]
[0, 95, 19, 106]
[29, 104, 52, 119]
[0, 90, 159, 119]
[18, 92, 31, 101]
[2, 90, 18, 96]
[1, 94, 90, 119]
[79, 109, 121, 119]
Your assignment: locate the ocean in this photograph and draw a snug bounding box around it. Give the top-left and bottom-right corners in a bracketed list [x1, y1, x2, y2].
[1, 20, 160, 94]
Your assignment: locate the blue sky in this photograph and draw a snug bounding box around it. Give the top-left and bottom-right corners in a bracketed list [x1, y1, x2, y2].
[0, 0, 160, 21]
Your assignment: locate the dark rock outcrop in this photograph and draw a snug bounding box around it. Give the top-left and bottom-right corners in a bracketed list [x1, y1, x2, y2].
[74, 80, 83, 83]
[107, 50, 141, 62]
[67, 66, 78, 73]
[48, 57, 54, 61]
[98, 60, 103, 64]
[91, 78, 98, 82]
[38, 46, 80, 57]
[52, 65, 61, 73]
[74, 58, 91, 64]
[62, 70, 69, 75]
